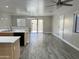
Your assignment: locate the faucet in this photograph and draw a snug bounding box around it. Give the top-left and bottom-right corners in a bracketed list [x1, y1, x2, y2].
[9, 26, 12, 31]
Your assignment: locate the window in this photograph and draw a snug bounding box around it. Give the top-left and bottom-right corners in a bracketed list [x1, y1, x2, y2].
[17, 19, 26, 26]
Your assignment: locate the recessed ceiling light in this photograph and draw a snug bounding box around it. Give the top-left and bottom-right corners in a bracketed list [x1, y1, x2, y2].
[5, 6, 8, 8]
[1, 18, 4, 20]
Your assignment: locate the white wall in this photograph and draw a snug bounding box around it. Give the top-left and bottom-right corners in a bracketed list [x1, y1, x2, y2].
[11, 16, 52, 33]
[52, 0, 79, 42]
[0, 14, 11, 28]
[43, 16, 52, 33]
[11, 15, 31, 28]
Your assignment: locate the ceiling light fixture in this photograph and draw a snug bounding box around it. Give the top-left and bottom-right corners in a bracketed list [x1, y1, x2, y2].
[5, 6, 8, 8]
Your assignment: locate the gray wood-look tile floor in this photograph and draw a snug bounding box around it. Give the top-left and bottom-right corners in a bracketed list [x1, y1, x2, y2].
[20, 33, 65, 59]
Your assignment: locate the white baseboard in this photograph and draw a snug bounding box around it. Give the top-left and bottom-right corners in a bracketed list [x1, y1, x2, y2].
[52, 33, 63, 39]
[52, 33, 79, 51]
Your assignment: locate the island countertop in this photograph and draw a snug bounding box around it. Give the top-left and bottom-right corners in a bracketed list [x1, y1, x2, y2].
[0, 28, 29, 32]
[0, 36, 20, 43]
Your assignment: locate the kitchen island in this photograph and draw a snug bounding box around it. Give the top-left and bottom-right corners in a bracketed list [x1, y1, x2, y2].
[0, 36, 20, 59]
[0, 29, 29, 46]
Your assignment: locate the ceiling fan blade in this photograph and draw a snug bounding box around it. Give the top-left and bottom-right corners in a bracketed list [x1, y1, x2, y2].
[62, 0, 73, 3]
[62, 3, 73, 6]
[58, 0, 61, 3]
[46, 4, 56, 7]
[50, 0, 57, 3]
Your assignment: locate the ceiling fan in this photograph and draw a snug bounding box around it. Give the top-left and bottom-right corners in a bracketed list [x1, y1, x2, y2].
[47, 0, 73, 7]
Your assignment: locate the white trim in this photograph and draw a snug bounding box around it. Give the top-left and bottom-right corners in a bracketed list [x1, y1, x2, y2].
[52, 33, 79, 52]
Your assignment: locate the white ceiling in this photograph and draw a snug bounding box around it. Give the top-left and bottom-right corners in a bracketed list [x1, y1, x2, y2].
[0, 0, 77, 16]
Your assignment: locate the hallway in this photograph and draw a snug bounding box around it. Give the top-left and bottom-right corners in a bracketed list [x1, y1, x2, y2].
[20, 33, 65, 59]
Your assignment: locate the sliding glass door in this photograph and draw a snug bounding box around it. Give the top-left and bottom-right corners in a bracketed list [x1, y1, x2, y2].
[31, 19, 43, 32]
[31, 19, 37, 32]
[38, 19, 43, 32]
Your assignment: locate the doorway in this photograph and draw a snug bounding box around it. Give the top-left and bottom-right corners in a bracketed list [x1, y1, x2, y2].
[31, 19, 43, 33]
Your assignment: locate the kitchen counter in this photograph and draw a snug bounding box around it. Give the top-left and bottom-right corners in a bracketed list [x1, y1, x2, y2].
[0, 36, 20, 43]
[0, 29, 9, 32]
[0, 29, 29, 46]
[0, 28, 29, 32]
